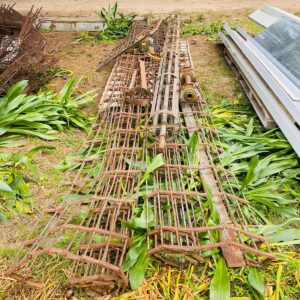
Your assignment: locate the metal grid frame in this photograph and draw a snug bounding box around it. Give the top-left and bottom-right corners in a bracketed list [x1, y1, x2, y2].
[5, 20, 167, 296]
[0, 4, 55, 94]
[5, 18, 274, 297]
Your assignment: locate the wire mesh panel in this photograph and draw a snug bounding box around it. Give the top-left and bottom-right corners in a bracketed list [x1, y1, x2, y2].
[150, 17, 180, 152]
[5, 19, 167, 297]
[98, 19, 164, 70]
[0, 5, 55, 93]
[5, 19, 274, 297]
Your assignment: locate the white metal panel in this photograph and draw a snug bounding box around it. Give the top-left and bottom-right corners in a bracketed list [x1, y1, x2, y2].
[249, 6, 300, 27]
[237, 27, 300, 101]
[263, 6, 300, 25]
[223, 24, 300, 125]
[220, 31, 300, 157]
[249, 10, 278, 28]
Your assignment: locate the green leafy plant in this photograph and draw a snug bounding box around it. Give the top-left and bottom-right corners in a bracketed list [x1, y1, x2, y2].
[74, 3, 136, 43]
[248, 268, 265, 298]
[122, 154, 164, 289]
[209, 257, 230, 300]
[74, 31, 95, 43]
[0, 78, 97, 141]
[0, 136, 25, 148]
[181, 22, 204, 36]
[122, 203, 154, 289]
[96, 2, 136, 41]
[198, 21, 225, 39]
[206, 101, 299, 299]
[122, 235, 150, 289]
[139, 153, 164, 186]
[197, 14, 205, 22]
[241, 155, 259, 190]
[210, 103, 300, 222]
[0, 146, 54, 222]
[181, 20, 225, 40]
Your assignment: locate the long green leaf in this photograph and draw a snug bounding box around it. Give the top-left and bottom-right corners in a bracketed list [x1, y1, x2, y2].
[0, 212, 9, 224]
[0, 180, 13, 192]
[210, 257, 230, 300]
[248, 268, 265, 296]
[5, 80, 28, 102]
[245, 118, 254, 136]
[241, 155, 259, 190]
[122, 235, 150, 289]
[140, 154, 165, 186]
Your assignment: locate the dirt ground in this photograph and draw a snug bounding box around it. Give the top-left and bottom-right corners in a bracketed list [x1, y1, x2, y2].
[5, 0, 300, 17]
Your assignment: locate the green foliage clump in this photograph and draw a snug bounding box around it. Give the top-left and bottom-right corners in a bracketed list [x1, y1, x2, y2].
[122, 154, 164, 289]
[74, 31, 95, 43]
[211, 103, 300, 223]
[96, 3, 136, 41]
[181, 20, 225, 40]
[0, 77, 97, 142]
[74, 3, 136, 43]
[0, 146, 54, 223]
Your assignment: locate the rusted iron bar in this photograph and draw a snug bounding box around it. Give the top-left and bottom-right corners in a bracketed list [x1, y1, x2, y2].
[0, 5, 55, 94]
[98, 19, 163, 70]
[5, 18, 273, 297]
[179, 40, 245, 267]
[178, 40, 273, 266]
[136, 38, 273, 269]
[5, 19, 167, 296]
[150, 17, 180, 152]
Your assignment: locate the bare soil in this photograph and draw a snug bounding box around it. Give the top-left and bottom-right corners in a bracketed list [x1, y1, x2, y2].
[5, 0, 300, 16]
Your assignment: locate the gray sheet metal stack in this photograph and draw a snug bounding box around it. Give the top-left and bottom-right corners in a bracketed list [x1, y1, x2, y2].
[219, 6, 300, 157]
[249, 5, 300, 28]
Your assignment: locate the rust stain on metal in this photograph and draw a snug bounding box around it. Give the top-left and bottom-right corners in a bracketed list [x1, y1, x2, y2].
[5, 17, 274, 296]
[97, 19, 163, 70]
[0, 4, 56, 94]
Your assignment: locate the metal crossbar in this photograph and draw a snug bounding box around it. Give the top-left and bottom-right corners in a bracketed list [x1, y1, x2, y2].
[5, 18, 274, 297]
[0, 5, 55, 93]
[97, 19, 164, 70]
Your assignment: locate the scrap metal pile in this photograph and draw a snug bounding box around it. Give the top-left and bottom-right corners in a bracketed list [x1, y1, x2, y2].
[0, 4, 55, 94]
[220, 6, 300, 157]
[6, 17, 274, 295]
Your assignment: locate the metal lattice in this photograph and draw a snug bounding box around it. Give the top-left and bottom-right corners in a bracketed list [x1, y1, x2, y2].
[0, 5, 55, 94]
[5, 18, 274, 297]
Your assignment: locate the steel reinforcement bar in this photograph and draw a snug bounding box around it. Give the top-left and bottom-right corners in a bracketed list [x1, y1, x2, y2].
[150, 17, 180, 152]
[5, 18, 273, 297]
[5, 21, 167, 296]
[137, 39, 273, 268]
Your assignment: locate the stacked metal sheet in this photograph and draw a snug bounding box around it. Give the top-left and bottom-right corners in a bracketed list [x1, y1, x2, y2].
[220, 6, 300, 157]
[249, 5, 300, 28]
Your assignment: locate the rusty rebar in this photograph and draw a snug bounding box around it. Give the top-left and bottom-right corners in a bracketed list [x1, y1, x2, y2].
[5, 19, 274, 297]
[0, 5, 55, 94]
